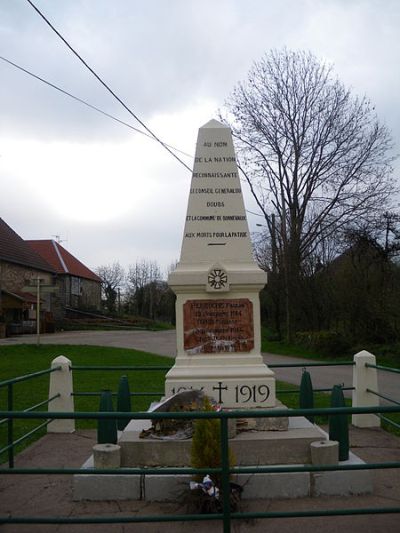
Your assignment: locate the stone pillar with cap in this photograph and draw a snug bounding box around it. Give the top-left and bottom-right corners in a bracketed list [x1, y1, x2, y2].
[47, 355, 75, 433]
[165, 119, 275, 408]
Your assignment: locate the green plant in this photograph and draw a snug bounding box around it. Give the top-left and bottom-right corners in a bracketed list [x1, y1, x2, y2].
[190, 397, 235, 487]
[295, 330, 351, 357]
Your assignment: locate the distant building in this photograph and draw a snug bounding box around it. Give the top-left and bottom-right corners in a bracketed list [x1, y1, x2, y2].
[27, 240, 101, 319]
[0, 218, 56, 335]
[0, 218, 101, 336]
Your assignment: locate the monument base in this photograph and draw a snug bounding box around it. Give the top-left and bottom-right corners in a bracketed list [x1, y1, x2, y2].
[73, 419, 372, 501]
[165, 359, 276, 408]
[119, 415, 317, 467]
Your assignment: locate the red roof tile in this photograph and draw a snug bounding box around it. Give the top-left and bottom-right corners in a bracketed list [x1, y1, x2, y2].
[27, 240, 101, 283]
[0, 218, 55, 273]
[10, 290, 41, 304]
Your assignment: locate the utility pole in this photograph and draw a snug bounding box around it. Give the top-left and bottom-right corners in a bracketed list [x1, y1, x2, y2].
[22, 278, 58, 346]
[36, 277, 41, 346]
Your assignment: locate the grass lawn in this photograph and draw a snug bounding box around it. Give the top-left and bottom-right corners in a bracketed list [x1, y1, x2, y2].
[261, 327, 400, 369]
[0, 344, 174, 460]
[0, 343, 397, 462]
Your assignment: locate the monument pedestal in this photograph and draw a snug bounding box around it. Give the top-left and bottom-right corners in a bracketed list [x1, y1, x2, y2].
[118, 417, 324, 467]
[73, 418, 373, 501]
[166, 272, 275, 408]
[73, 120, 372, 502]
[165, 119, 275, 408]
[165, 358, 275, 409]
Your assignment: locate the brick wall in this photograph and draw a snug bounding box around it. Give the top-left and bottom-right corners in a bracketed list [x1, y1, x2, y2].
[0, 261, 54, 314]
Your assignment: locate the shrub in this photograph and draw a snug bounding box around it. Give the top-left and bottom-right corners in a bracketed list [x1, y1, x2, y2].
[190, 397, 235, 487]
[295, 330, 351, 357]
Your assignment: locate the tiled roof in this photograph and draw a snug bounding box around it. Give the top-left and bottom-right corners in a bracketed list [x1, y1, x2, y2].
[4, 290, 40, 304]
[27, 240, 101, 283]
[0, 218, 55, 273]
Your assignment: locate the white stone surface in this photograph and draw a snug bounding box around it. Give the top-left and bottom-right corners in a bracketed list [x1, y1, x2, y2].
[47, 355, 75, 433]
[176, 119, 253, 265]
[145, 474, 190, 502]
[165, 375, 275, 408]
[310, 440, 338, 465]
[119, 416, 326, 467]
[352, 350, 380, 427]
[236, 471, 310, 499]
[311, 452, 373, 496]
[73, 456, 141, 501]
[166, 119, 274, 408]
[73, 461, 371, 501]
[74, 447, 372, 500]
[93, 443, 121, 469]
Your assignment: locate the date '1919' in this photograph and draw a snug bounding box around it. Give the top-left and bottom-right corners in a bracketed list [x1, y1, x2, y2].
[235, 384, 270, 403]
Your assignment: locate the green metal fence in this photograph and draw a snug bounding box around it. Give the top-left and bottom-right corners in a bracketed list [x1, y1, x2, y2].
[0, 366, 61, 467]
[1, 405, 400, 531]
[1, 359, 400, 531]
[363, 362, 400, 430]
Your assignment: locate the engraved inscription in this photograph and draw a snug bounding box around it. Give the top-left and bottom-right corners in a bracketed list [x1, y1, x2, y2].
[183, 298, 254, 354]
[167, 382, 271, 405]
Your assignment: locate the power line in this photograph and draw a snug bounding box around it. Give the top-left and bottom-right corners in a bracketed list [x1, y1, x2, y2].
[2, 54, 262, 219]
[26, 0, 192, 172]
[0, 55, 192, 160]
[246, 209, 265, 218]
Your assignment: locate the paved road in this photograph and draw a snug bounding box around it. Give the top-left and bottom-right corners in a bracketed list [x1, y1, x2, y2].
[0, 329, 398, 403]
[0, 329, 177, 358]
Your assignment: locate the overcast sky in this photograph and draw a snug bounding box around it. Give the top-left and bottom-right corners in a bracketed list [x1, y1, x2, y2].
[1, 0, 399, 276]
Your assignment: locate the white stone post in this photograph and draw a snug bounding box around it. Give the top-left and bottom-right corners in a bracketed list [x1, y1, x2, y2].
[47, 355, 75, 433]
[352, 350, 380, 428]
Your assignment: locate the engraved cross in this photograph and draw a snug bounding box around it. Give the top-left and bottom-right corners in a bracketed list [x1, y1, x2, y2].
[212, 381, 228, 404]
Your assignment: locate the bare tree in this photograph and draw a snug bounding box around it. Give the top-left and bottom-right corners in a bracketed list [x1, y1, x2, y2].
[222, 49, 396, 339]
[126, 259, 162, 319]
[96, 262, 125, 314]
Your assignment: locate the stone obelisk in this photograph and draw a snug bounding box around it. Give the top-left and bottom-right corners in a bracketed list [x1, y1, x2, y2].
[165, 119, 275, 408]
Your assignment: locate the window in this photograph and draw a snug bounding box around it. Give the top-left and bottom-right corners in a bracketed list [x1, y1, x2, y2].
[71, 277, 81, 296]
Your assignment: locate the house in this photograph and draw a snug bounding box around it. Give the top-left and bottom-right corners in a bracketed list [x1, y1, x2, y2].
[0, 218, 102, 336]
[0, 218, 56, 336]
[27, 240, 102, 320]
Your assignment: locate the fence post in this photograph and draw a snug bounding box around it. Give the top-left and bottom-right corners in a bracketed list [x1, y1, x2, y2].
[117, 375, 131, 431]
[352, 350, 380, 428]
[7, 383, 14, 468]
[98, 390, 117, 444]
[329, 384, 349, 461]
[299, 369, 314, 423]
[47, 356, 75, 433]
[220, 415, 231, 533]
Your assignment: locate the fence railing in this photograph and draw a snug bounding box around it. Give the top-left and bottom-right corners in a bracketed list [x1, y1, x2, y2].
[2, 350, 398, 467]
[1, 405, 400, 531]
[1, 349, 400, 531]
[0, 366, 61, 467]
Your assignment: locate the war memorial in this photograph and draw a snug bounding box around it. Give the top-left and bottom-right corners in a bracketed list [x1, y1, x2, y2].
[73, 120, 372, 501]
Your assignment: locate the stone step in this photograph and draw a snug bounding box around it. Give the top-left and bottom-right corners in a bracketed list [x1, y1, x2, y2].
[73, 418, 372, 501]
[119, 417, 325, 467]
[73, 451, 372, 501]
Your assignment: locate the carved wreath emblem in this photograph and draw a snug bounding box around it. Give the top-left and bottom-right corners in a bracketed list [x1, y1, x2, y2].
[208, 268, 228, 290]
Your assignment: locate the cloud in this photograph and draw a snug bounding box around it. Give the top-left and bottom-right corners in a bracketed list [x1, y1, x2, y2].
[0, 0, 398, 276]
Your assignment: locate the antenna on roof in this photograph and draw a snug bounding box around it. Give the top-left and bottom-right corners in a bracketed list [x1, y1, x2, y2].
[52, 234, 67, 244]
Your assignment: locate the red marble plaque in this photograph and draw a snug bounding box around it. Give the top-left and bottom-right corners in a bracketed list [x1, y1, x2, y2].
[183, 298, 254, 354]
